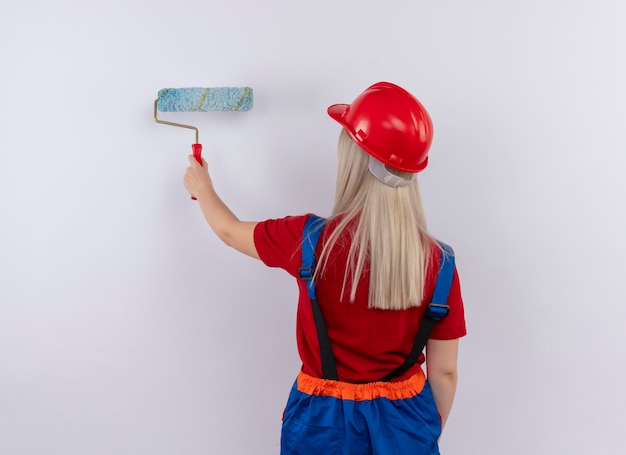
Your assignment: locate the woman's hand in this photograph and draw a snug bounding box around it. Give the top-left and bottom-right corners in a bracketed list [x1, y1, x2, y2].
[183, 155, 213, 199]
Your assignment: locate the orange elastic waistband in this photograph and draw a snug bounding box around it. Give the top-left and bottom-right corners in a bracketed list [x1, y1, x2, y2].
[296, 369, 426, 401]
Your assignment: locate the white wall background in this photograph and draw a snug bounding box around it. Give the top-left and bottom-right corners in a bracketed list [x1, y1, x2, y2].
[1, 0, 625, 454]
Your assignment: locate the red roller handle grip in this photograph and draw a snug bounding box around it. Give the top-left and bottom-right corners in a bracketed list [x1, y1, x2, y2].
[192, 143, 203, 164]
[191, 143, 203, 200]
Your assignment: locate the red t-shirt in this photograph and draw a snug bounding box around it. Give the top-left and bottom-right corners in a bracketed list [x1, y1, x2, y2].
[254, 214, 466, 383]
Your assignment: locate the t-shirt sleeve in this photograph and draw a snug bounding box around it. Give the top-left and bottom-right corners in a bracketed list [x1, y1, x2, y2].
[253, 214, 310, 277]
[429, 264, 467, 340]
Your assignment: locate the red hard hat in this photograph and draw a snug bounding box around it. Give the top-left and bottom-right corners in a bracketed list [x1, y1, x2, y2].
[327, 82, 433, 173]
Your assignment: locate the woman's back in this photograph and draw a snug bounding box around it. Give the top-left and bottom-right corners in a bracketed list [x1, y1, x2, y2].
[254, 213, 466, 383]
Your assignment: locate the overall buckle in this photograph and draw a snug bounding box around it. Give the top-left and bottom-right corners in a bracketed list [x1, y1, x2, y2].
[427, 303, 450, 321]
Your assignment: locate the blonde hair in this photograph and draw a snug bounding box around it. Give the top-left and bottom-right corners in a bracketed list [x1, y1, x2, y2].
[316, 129, 433, 310]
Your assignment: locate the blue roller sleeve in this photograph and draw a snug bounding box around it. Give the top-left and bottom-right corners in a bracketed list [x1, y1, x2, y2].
[157, 87, 254, 112]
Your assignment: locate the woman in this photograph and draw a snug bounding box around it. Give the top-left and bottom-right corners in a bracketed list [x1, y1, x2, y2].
[184, 82, 466, 454]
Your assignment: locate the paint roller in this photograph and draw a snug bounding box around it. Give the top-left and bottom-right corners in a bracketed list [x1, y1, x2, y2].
[153, 87, 254, 198]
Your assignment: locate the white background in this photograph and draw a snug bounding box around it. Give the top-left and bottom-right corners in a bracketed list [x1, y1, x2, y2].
[1, 1, 625, 454]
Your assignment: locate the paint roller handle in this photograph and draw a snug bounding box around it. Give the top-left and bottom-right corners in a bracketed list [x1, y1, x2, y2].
[191, 143, 203, 200]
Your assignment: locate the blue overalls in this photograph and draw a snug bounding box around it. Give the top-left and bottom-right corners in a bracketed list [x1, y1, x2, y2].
[280, 216, 456, 455]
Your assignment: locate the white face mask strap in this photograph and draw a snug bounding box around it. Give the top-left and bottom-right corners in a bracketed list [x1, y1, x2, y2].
[368, 155, 414, 187]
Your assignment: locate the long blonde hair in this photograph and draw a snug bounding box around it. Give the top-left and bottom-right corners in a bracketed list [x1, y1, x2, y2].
[316, 129, 433, 310]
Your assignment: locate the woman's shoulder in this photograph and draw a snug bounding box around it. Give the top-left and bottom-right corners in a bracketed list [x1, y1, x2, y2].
[423, 236, 458, 279]
[254, 213, 320, 272]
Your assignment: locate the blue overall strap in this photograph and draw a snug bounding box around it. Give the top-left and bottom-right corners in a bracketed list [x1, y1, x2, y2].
[380, 241, 455, 382]
[431, 242, 455, 312]
[298, 215, 339, 381]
